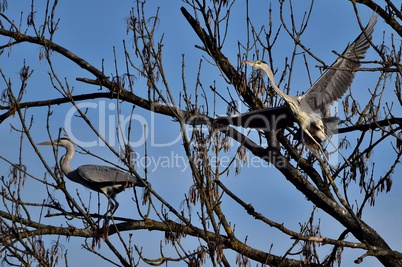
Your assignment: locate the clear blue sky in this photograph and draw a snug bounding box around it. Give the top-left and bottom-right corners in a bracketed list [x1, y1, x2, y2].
[0, 1, 399, 266]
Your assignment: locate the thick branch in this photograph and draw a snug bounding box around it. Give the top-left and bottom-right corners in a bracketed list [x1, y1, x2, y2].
[214, 179, 402, 259]
[0, 209, 319, 267]
[0, 29, 107, 80]
[338, 117, 402, 133]
[177, 7, 402, 264]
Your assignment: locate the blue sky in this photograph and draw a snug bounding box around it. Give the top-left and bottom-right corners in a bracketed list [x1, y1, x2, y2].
[0, 1, 400, 266]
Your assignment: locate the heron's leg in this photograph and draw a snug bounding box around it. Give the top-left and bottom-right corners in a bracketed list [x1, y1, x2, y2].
[303, 129, 331, 165]
[109, 199, 114, 214]
[105, 197, 120, 216]
[102, 198, 115, 239]
[111, 198, 119, 215]
[323, 132, 351, 166]
[104, 197, 115, 218]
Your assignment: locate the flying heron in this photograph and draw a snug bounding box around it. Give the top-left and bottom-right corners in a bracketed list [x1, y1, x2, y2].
[38, 138, 146, 214]
[208, 16, 377, 161]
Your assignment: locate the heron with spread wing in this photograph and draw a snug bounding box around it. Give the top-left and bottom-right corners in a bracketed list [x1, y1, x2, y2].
[38, 138, 146, 214]
[214, 16, 377, 158]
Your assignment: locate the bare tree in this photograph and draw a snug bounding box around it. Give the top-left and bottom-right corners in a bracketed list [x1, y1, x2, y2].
[0, 0, 401, 266]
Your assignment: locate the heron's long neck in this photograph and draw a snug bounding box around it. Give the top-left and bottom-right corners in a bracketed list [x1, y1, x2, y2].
[59, 143, 74, 176]
[272, 84, 293, 103]
[263, 65, 293, 103]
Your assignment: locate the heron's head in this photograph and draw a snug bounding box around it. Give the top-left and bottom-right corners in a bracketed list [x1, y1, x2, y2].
[243, 60, 269, 70]
[37, 138, 72, 148]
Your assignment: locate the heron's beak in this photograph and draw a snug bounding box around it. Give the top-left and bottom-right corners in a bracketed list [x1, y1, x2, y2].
[242, 60, 254, 67]
[37, 141, 54, 146]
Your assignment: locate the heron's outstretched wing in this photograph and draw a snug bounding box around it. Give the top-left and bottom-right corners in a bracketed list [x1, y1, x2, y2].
[300, 15, 377, 113]
[214, 106, 292, 130]
[76, 165, 145, 187]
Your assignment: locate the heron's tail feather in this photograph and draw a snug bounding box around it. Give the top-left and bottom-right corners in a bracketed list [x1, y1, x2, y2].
[322, 116, 340, 137]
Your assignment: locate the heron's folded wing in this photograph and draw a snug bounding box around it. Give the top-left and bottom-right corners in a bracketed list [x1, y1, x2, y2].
[77, 165, 145, 187]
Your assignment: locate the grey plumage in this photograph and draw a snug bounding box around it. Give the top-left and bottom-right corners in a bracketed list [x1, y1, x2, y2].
[207, 16, 376, 145]
[38, 137, 146, 214]
[299, 15, 377, 115]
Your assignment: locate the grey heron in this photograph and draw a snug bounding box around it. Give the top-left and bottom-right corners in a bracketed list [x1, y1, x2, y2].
[241, 16, 376, 160]
[38, 138, 146, 214]
[211, 16, 376, 161]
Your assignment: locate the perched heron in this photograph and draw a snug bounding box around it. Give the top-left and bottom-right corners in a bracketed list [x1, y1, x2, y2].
[38, 138, 146, 214]
[213, 16, 377, 157]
